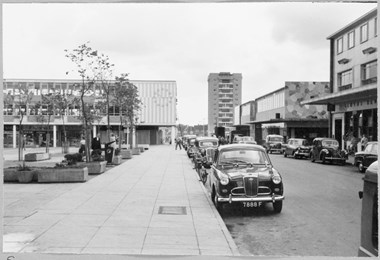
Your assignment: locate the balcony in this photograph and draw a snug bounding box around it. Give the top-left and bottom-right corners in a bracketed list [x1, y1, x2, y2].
[362, 77, 377, 85]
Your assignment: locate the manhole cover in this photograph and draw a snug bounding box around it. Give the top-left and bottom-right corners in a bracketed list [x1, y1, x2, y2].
[158, 206, 187, 215]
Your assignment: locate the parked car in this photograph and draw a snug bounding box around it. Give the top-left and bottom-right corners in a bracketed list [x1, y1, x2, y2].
[310, 138, 347, 165]
[264, 134, 285, 154]
[192, 137, 219, 176]
[354, 141, 378, 173]
[233, 136, 257, 145]
[358, 161, 378, 257]
[183, 134, 196, 151]
[283, 138, 311, 159]
[205, 143, 284, 213]
[186, 137, 197, 158]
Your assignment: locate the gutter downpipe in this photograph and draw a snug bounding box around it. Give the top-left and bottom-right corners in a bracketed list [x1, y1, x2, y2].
[328, 38, 334, 139]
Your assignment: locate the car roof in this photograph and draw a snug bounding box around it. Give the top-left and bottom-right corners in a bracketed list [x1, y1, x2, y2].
[217, 143, 265, 152]
[267, 135, 282, 137]
[313, 137, 337, 141]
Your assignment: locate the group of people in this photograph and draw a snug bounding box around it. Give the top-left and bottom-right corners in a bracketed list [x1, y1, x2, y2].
[78, 133, 118, 159]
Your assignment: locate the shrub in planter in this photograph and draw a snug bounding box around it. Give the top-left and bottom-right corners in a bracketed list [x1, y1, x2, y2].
[64, 153, 83, 165]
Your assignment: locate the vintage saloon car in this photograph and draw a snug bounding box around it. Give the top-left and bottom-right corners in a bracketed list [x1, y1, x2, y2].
[310, 138, 347, 165]
[205, 144, 284, 213]
[182, 134, 197, 151]
[283, 138, 311, 159]
[264, 134, 285, 154]
[192, 137, 219, 175]
[354, 141, 378, 173]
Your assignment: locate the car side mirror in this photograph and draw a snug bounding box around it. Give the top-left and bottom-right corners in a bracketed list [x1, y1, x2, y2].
[358, 191, 363, 199]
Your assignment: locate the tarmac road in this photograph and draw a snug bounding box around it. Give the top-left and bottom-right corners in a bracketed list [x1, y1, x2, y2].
[221, 153, 363, 257]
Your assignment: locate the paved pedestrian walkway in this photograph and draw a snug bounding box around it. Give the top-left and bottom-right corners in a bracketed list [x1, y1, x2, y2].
[3, 145, 240, 256]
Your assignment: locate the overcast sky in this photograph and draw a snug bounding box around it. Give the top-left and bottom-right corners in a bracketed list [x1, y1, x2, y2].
[3, 2, 377, 126]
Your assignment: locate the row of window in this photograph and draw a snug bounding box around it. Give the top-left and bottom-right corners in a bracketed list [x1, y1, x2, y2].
[257, 91, 285, 112]
[337, 60, 377, 90]
[3, 104, 123, 116]
[337, 17, 377, 54]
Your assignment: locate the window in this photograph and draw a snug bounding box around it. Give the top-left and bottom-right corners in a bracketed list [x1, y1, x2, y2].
[348, 31, 355, 49]
[361, 23, 369, 43]
[362, 60, 377, 85]
[337, 37, 343, 54]
[375, 18, 378, 36]
[338, 70, 353, 91]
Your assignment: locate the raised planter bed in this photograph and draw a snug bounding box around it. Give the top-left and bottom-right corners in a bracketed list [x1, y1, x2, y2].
[132, 148, 141, 155]
[120, 149, 133, 159]
[77, 161, 107, 175]
[139, 144, 150, 150]
[112, 155, 122, 165]
[37, 167, 88, 183]
[3, 168, 38, 183]
[25, 152, 50, 161]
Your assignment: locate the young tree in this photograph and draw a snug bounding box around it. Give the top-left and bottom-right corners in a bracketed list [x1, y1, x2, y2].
[113, 73, 142, 149]
[65, 43, 99, 162]
[35, 93, 56, 153]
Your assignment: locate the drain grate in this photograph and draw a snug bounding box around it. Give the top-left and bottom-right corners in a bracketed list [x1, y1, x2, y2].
[158, 206, 187, 215]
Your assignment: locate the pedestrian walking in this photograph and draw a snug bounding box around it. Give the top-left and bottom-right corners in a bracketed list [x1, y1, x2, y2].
[175, 137, 183, 150]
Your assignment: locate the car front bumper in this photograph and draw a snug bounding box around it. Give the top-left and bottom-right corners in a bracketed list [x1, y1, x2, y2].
[294, 151, 310, 157]
[218, 194, 285, 204]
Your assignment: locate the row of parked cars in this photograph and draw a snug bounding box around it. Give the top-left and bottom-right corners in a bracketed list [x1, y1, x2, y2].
[183, 135, 285, 214]
[181, 134, 377, 256]
[265, 134, 378, 172]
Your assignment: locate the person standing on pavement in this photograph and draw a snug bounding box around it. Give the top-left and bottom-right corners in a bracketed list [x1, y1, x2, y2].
[175, 137, 183, 150]
[361, 134, 368, 150]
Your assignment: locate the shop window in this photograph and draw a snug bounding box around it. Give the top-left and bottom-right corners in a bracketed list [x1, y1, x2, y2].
[361, 60, 377, 85]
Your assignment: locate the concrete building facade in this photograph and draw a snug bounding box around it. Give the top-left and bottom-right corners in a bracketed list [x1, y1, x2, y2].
[302, 8, 378, 149]
[3, 79, 177, 148]
[207, 72, 242, 136]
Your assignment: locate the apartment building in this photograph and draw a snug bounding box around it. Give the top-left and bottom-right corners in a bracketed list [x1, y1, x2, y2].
[302, 8, 378, 148]
[3, 79, 177, 148]
[207, 72, 242, 136]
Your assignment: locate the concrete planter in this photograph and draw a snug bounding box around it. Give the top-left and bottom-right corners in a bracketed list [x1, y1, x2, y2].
[139, 144, 150, 150]
[77, 161, 107, 175]
[120, 149, 133, 159]
[112, 155, 122, 165]
[17, 170, 37, 183]
[37, 167, 88, 183]
[25, 152, 50, 161]
[138, 147, 145, 153]
[132, 148, 141, 155]
[4, 168, 38, 182]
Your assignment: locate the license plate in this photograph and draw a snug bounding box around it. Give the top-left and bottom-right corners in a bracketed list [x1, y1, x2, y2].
[242, 202, 262, 208]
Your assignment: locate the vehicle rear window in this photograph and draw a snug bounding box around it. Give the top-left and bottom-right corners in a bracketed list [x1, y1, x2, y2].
[200, 141, 218, 147]
[269, 137, 283, 142]
[322, 140, 339, 147]
[219, 149, 268, 164]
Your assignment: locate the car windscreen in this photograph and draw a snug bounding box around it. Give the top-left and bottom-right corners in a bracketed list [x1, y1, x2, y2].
[218, 149, 268, 164]
[242, 137, 254, 141]
[268, 137, 283, 142]
[200, 141, 218, 147]
[365, 143, 378, 154]
[322, 140, 339, 147]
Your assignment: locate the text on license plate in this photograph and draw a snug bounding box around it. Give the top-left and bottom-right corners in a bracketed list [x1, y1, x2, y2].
[242, 202, 262, 207]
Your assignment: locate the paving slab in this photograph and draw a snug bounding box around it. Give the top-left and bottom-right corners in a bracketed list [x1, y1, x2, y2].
[3, 145, 240, 256]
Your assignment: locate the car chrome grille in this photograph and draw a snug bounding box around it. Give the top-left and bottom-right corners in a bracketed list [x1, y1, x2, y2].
[244, 176, 258, 197]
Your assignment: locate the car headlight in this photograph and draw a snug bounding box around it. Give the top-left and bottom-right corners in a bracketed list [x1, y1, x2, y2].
[272, 175, 282, 184]
[220, 176, 229, 185]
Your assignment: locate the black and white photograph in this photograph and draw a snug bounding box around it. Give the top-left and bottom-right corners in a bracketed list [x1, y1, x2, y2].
[1, 0, 378, 259]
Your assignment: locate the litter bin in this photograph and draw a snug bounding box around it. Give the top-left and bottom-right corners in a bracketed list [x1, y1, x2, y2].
[105, 146, 114, 163]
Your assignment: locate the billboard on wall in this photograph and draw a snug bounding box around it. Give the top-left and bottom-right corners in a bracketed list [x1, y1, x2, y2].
[284, 82, 329, 119]
[241, 101, 255, 124]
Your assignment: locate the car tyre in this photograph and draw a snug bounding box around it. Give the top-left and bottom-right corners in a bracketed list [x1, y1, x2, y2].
[358, 163, 366, 173]
[273, 201, 282, 213]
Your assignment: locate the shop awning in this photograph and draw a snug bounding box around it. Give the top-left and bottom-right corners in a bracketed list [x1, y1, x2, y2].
[300, 84, 377, 105]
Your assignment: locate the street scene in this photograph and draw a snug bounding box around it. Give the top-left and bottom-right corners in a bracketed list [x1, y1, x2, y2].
[1, 1, 379, 259]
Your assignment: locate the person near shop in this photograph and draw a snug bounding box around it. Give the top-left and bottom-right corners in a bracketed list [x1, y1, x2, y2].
[361, 134, 369, 150]
[91, 133, 103, 160]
